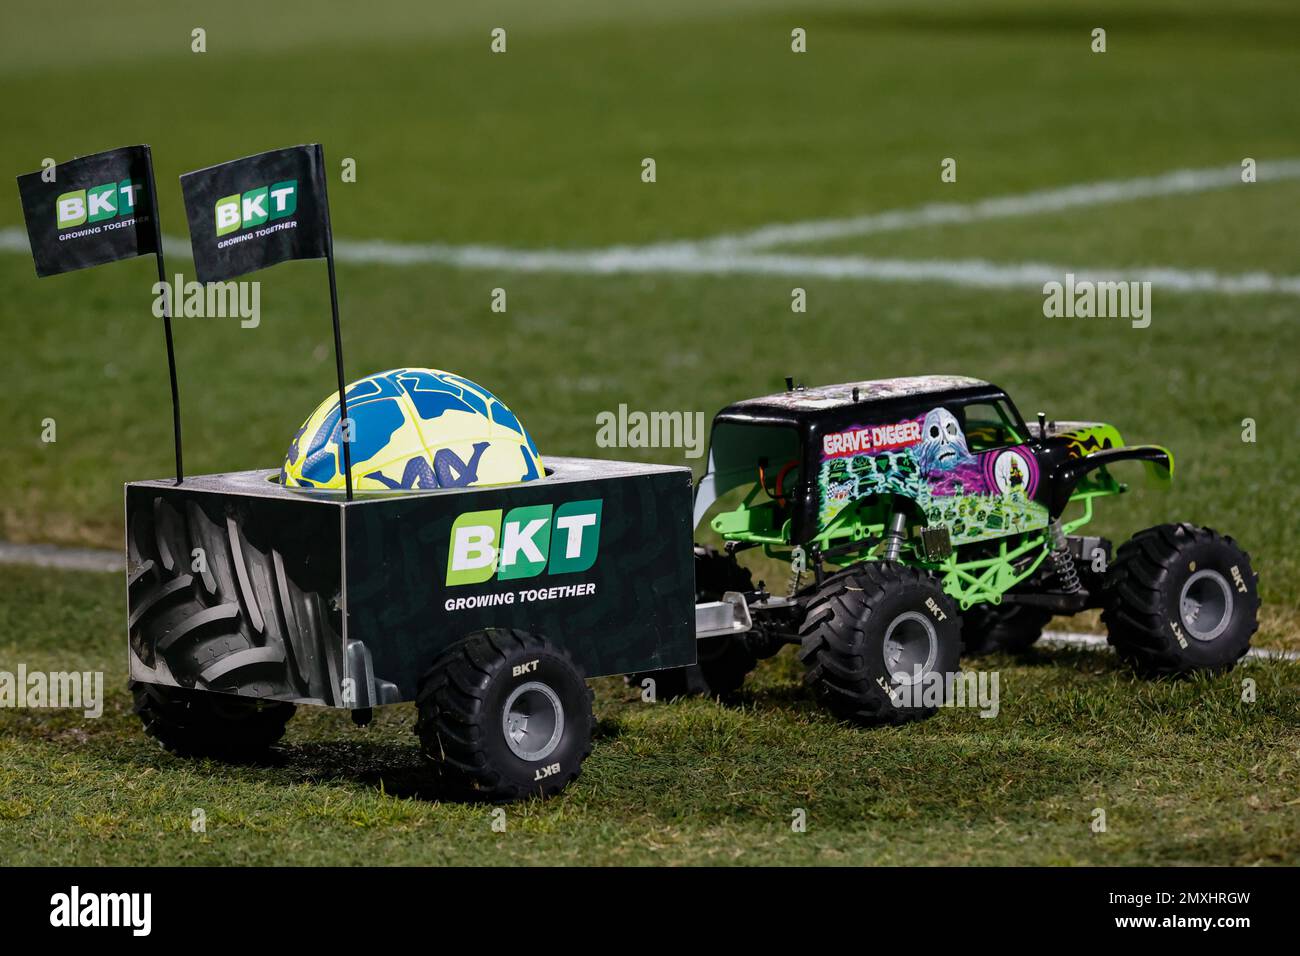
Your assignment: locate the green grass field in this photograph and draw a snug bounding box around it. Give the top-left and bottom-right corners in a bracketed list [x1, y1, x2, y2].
[1, 0, 1297, 865]
[3, 564, 1297, 865]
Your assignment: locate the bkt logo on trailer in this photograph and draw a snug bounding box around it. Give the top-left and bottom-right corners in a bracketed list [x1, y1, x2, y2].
[56, 181, 144, 229]
[215, 180, 297, 236]
[447, 499, 602, 586]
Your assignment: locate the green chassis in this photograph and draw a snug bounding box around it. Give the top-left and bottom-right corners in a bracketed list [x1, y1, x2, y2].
[712, 467, 1129, 611]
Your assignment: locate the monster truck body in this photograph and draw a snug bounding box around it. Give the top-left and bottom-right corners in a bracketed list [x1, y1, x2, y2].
[695, 375, 1171, 611]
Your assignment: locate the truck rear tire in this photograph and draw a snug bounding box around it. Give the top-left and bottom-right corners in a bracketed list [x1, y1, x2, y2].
[799, 563, 963, 725]
[1103, 523, 1258, 676]
[961, 604, 1053, 655]
[416, 630, 594, 801]
[625, 546, 758, 700]
[132, 680, 295, 759]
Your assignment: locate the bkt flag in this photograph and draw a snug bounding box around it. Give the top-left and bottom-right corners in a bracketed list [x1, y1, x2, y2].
[16, 145, 158, 278]
[180, 144, 330, 283]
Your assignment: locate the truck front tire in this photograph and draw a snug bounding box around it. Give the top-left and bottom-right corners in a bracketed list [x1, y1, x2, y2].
[416, 630, 594, 800]
[799, 563, 963, 725]
[1103, 523, 1259, 676]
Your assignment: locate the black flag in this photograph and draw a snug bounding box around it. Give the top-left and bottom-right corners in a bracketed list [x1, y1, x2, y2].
[179, 144, 330, 283]
[181, 142, 353, 497]
[16, 145, 159, 278]
[17, 144, 185, 484]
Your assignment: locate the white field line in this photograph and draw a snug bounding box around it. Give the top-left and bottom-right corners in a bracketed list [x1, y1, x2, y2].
[695, 159, 1300, 250]
[0, 541, 124, 573]
[3, 160, 1300, 295]
[1041, 629, 1297, 662]
[325, 241, 1300, 295]
[323, 234, 1300, 294]
[6, 228, 1292, 296]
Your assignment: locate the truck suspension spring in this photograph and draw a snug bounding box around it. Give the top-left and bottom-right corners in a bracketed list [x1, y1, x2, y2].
[788, 545, 806, 597]
[788, 565, 803, 597]
[1048, 519, 1081, 594]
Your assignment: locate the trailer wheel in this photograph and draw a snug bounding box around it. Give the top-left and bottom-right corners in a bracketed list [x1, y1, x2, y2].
[1103, 523, 1258, 676]
[799, 563, 962, 725]
[961, 603, 1053, 655]
[624, 546, 758, 700]
[132, 680, 295, 759]
[416, 630, 594, 801]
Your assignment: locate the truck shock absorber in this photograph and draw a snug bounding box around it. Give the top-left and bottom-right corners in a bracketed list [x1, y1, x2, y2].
[882, 511, 907, 562]
[1048, 518, 1081, 593]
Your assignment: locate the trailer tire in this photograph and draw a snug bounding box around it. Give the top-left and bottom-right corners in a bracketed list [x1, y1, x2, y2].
[625, 546, 758, 700]
[799, 563, 962, 725]
[132, 680, 295, 759]
[416, 630, 593, 801]
[961, 603, 1053, 655]
[1103, 523, 1258, 676]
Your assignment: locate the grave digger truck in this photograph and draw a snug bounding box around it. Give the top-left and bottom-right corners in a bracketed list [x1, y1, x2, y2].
[126, 374, 1259, 800]
[634, 375, 1260, 721]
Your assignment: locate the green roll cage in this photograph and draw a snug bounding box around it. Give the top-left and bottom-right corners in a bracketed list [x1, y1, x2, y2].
[708, 452, 1143, 610]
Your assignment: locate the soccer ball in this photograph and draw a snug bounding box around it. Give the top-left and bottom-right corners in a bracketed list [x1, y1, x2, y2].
[280, 368, 544, 491]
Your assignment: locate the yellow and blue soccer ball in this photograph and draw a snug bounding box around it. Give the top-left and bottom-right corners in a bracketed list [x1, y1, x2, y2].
[280, 368, 543, 491]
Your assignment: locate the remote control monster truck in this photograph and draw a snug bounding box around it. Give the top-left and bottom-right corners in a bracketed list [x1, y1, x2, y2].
[124, 374, 1259, 801]
[654, 375, 1259, 721]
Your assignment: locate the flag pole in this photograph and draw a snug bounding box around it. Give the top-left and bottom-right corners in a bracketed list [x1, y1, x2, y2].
[315, 144, 353, 501]
[143, 145, 184, 485]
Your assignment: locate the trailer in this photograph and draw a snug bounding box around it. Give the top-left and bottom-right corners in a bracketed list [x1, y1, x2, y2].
[126, 457, 719, 798]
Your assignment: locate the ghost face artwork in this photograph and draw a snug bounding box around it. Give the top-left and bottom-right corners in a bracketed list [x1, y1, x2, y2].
[916, 406, 974, 473]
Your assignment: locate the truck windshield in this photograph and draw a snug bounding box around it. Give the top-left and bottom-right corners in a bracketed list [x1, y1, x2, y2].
[960, 400, 1025, 452]
[708, 422, 800, 492]
[694, 422, 801, 530]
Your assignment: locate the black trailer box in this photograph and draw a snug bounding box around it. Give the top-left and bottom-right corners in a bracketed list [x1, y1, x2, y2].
[126, 457, 697, 708]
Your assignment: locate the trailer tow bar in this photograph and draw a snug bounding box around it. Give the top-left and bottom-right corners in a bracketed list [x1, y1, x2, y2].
[694, 592, 753, 639]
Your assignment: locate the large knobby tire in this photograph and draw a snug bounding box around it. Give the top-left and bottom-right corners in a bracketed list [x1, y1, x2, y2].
[1103, 523, 1259, 676]
[128, 496, 341, 703]
[132, 680, 295, 760]
[799, 563, 963, 725]
[416, 630, 594, 801]
[625, 546, 758, 700]
[961, 603, 1054, 656]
